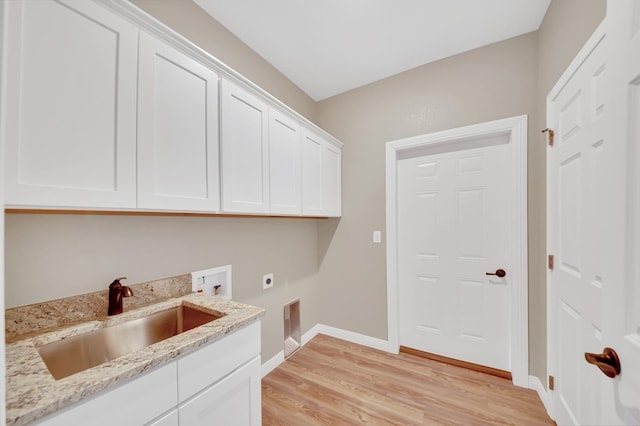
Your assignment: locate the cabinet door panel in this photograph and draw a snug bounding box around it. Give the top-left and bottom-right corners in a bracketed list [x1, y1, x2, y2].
[137, 32, 220, 211]
[35, 362, 177, 426]
[3, 0, 137, 208]
[178, 356, 261, 426]
[323, 143, 342, 217]
[269, 110, 301, 215]
[301, 132, 324, 215]
[220, 80, 269, 213]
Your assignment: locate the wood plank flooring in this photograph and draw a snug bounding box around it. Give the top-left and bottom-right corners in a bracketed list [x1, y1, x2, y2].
[262, 334, 554, 425]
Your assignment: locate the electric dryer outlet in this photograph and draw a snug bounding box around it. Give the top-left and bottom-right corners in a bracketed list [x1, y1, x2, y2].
[263, 273, 274, 290]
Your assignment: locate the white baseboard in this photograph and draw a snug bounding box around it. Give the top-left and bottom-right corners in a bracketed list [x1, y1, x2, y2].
[261, 324, 391, 377]
[529, 375, 552, 416]
[261, 351, 284, 378]
[311, 324, 391, 352]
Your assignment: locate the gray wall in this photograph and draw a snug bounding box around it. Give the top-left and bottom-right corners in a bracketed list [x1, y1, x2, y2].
[4, 0, 606, 384]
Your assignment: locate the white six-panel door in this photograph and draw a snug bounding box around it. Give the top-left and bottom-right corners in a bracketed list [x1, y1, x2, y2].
[603, 1, 640, 423]
[3, 0, 138, 208]
[546, 23, 608, 426]
[137, 32, 220, 212]
[398, 135, 512, 371]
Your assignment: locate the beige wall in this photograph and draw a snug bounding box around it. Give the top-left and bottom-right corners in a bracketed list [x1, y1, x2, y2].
[315, 31, 539, 341]
[5, 214, 323, 360]
[315, 0, 605, 386]
[131, 0, 317, 122]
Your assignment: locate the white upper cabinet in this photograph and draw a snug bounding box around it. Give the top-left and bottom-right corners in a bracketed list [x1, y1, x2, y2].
[323, 142, 342, 217]
[137, 32, 220, 212]
[220, 79, 270, 214]
[301, 130, 324, 216]
[2, 0, 138, 209]
[269, 109, 301, 215]
[1, 0, 341, 217]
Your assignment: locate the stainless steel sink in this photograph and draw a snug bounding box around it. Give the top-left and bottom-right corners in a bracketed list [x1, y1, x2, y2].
[37, 305, 223, 380]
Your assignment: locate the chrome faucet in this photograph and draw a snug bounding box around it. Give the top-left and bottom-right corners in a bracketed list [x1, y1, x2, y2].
[108, 277, 134, 316]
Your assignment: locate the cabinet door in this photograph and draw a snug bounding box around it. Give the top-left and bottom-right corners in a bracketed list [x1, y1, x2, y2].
[301, 131, 324, 216]
[2, 0, 138, 209]
[220, 79, 269, 214]
[269, 109, 301, 215]
[323, 143, 342, 217]
[178, 356, 261, 426]
[35, 362, 178, 426]
[137, 32, 220, 212]
[146, 409, 178, 426]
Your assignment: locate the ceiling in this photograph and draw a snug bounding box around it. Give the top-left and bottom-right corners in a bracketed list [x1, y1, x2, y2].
[194, 0, 551, 101]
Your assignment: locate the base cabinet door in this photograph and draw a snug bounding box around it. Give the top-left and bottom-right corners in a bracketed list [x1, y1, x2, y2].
[137, 32, 220, 212]
[2, 0, 138, 209]
[34, 362, 178, 426]
[146, 409, 178, 426]
[178, 356, 262, 426]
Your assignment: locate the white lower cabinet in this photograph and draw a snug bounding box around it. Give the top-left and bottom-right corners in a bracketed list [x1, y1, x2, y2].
[35, 362, 178, 426]
[35, 321, 261, 426]
[146, 409, 179, 426]
[178, 357, 261, 426]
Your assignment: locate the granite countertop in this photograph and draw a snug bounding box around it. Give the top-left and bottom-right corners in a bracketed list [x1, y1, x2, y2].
[5, 276, 265, 426]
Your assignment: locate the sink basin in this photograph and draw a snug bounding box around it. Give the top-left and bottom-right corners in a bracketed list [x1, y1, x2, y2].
[37, 305, 223, 380]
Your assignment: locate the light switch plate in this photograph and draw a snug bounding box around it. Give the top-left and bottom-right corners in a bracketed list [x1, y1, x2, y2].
[373, 230, 382, 243]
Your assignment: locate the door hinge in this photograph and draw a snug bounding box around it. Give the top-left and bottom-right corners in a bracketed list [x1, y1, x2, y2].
[548, 254, 555, 271]
[549, 375, 555, 390]
[542, 128, 555, 146]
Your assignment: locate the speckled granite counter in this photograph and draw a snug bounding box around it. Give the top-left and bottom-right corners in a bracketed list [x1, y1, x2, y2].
[5, 275, 265, 426]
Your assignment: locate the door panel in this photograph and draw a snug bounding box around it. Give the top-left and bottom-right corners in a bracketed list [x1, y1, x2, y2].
[547, 25, 607, 425]
[398, 136, 511, 371]
[603, 1, 640, 423]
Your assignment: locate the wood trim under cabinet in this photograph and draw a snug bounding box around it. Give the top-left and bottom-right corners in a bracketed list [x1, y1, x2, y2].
[399, 346, 512, 380]
[4, 209, 330, 219]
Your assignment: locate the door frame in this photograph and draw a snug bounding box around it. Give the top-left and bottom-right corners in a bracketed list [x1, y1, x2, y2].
[385, 115, 529, 387]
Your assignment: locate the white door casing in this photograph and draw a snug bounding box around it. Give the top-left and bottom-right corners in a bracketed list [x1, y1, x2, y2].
[397, 135, 511, 372]
[386, 115, 528, 387]
[546, 20, 608, 425]
[603, 0, 640, 423]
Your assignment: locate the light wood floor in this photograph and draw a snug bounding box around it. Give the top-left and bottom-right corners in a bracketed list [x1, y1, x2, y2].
[262, 334, 554, 425]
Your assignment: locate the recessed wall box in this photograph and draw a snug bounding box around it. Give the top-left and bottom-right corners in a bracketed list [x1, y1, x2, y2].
[191, 264, 232, 299]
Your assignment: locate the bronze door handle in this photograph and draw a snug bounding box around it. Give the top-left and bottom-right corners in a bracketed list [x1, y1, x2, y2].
[584, 347, 621, 378]
[486, 269, 506, 278]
